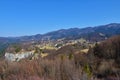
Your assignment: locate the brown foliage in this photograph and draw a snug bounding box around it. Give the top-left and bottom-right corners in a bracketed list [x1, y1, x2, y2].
[0, 57, 93, 80]
[93, 35, 120, 62]
[88, 35, 120, 78]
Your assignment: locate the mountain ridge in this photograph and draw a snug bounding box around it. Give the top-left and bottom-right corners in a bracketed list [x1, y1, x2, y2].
[0, 23, 120, 42]
[0, 23, 120, 56]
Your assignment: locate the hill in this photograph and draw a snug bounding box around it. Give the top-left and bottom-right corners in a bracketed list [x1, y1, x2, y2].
[0, 23, 120, 56]
[1, 23, 120, 42]
[0, 35, 120, 80]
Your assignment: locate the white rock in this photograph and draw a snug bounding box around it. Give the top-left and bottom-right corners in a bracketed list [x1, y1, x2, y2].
[5, 52, 34, 61]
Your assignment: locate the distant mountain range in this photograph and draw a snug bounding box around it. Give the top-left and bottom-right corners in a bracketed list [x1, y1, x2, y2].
[1, 23, 120, 42]
[0, 23, 120, 55]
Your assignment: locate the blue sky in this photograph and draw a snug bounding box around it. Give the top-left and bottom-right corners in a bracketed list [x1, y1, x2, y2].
[0, 0, 120, 37]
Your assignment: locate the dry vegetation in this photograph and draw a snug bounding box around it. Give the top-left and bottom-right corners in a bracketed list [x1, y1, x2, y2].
[88, 35, 120, 79]
[0, 57, 94, 80]
[0, 35, 120, 80]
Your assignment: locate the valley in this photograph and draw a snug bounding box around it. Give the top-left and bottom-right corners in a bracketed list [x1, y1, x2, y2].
[0, 23, 120, 80]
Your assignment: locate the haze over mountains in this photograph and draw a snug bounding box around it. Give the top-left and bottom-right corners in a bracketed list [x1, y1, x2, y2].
[0, 23, 120, 55]
[0, 23, 120, 43]
[1, 23, 120, 80]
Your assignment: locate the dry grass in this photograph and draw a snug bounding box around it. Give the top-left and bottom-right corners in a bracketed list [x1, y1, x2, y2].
[80, 49, 89, 53]
[0, 57, 94, 80]
[41, 53, 48, 58]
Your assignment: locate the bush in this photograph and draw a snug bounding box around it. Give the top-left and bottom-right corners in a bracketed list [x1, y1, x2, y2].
[0, 57, 89, 80]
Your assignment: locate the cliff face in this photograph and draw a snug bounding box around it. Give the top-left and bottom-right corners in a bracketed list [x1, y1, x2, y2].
[5, 52, 34, 61]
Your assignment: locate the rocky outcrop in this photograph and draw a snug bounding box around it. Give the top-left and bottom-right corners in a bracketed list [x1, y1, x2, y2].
[5, 52, 34, 61]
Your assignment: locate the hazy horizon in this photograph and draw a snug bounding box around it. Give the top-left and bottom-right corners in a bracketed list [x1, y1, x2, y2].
[0, 0, 120, 37]
[0, 22, 119, 37]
